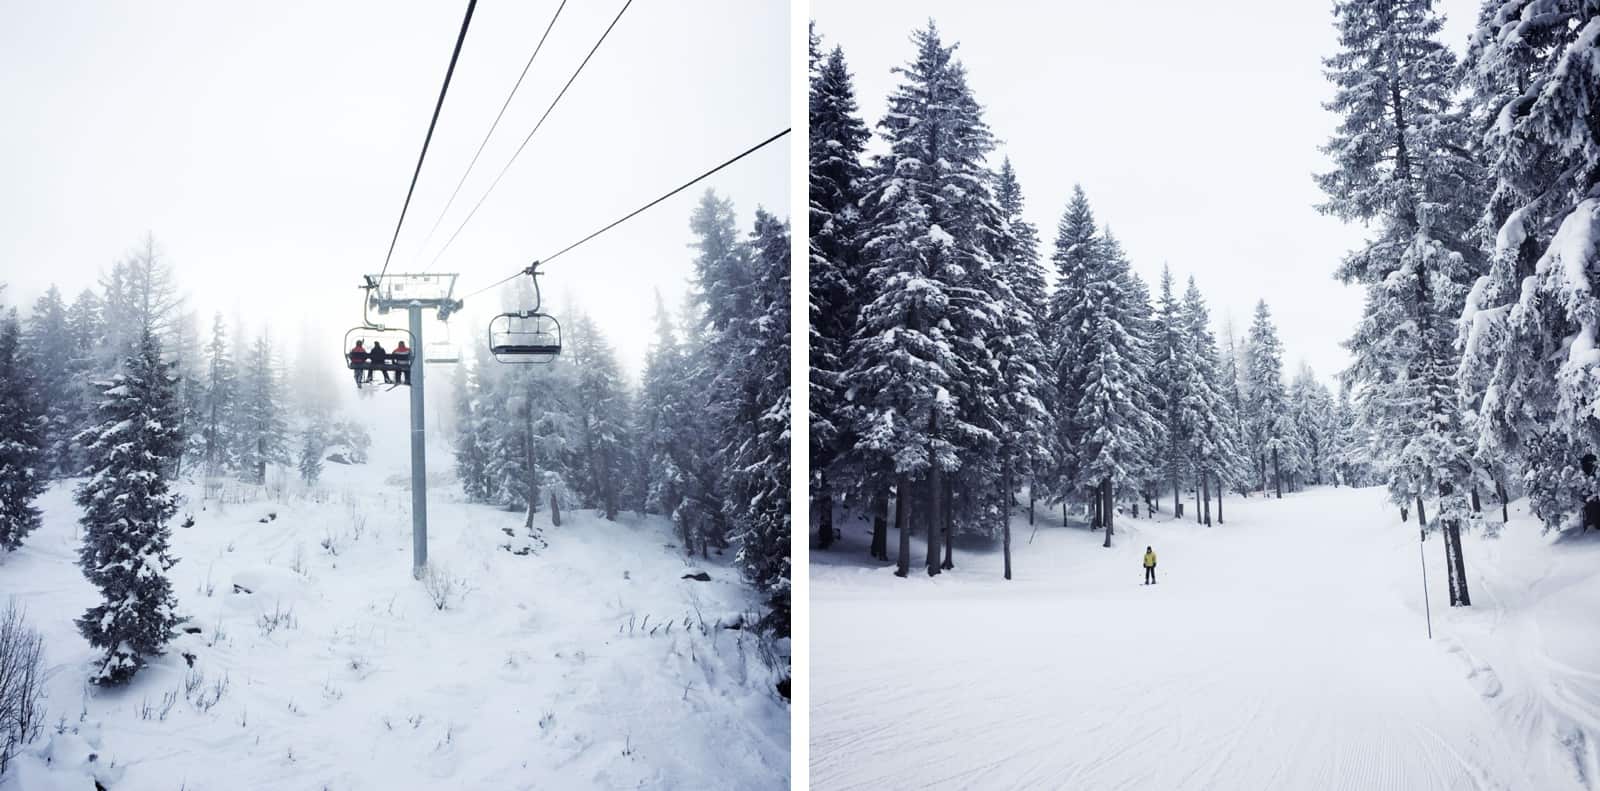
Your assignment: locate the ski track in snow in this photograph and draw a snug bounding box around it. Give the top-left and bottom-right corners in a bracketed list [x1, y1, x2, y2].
[0, 402, 788, 791]
[812, 485, 1599, 790]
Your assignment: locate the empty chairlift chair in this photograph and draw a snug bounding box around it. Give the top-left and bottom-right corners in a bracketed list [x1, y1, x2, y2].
[488, 311, 562, 364]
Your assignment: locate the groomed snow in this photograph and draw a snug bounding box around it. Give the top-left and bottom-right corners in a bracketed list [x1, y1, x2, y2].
[811, 485, 1600, 790]
[1, 401, 788, 790]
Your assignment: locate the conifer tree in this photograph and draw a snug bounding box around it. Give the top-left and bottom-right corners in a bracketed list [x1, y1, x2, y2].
[809, 28, 872, 551]
[0, 312, 48, 551]
[198, 313, 238, 477]
[1045, 187, 1103, 516]
[1458, 0, 1600, 533]
[74, 329, 182, 685]
[569, 314, 631, 521]
[233, 331, 288, 484]
[1245, 302, 1291, 498]
[298, 417, 326, 485]
[24, 286, 74, 477]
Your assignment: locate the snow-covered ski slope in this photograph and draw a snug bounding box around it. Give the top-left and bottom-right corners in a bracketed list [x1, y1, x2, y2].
[1, 403, 788, 790]
[812, 485, 1600, 790]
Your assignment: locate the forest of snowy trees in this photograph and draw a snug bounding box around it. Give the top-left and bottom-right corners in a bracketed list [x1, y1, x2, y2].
[450, 193, 793, 635]
[0, 235, 371, 684]
[809, 22, 1370, 580]
[811, 1, 1600, 607]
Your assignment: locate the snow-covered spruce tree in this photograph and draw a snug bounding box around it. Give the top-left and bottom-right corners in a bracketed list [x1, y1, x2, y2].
[198, 312, 238, 478]
[297, 417, 326, 486]
[0, 312, 49, 552]
[1182, 276, 1244, 524]
[450, 344, 494, 503]
[1072, 232, 1162, 548]
[637, 292, 697, 546]
[23, 286, 75, 478]
[1217, 316, 1255, 496]
[1289, 365, 1337, 488]
[232, 330, 288, 485]
[1244, 301, 1293, 498]
[58, 289, 102, 478]
[1153, 265, 1199, 515]
[723, 210, 791, 634]
[844, 22, 1002, 576]
[809, 26, 872, 552]
[1318, 0, 1486, 604]
[990, 157, 1052, 577]
[1458, 0, 1600, 532]
[1045, 186, 1103, 521]
[568, 314, 631, 522]
[74, 328, 182, 685]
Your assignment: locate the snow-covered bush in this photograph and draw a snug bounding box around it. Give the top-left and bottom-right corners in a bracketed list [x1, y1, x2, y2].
[0, 601, 46, 776]
[422, 566, 467, 611]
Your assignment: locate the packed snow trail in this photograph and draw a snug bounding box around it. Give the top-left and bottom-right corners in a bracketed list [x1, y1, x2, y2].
[812, 485, 1595, 790]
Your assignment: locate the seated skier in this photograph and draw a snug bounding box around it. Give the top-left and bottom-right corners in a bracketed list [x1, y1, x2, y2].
[348, 340, 369, 387]
[368, 341, 391, 385]
[391, 340, 412, 385]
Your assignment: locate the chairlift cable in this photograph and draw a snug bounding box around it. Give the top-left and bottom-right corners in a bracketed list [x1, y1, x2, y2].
[411, 0, 569, 260]
[457, 127, 790, 302]
[421, 0, 635, 274]
[377, 0, 479, 284]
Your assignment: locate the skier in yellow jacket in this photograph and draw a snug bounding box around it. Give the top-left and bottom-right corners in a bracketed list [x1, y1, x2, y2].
[1143, 546, 1157, 585]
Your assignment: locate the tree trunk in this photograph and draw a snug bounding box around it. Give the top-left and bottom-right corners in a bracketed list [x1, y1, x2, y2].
[1272, 448, 1283, 499]
[1201, 471, 1212, 526]
[1446, 518, 1471, 606]
[1470, 485, 1481, 514]
[926, 473, 943, 578]
[817, 486, 834, 550]
[1172, 470, 1180, 523]
[550, 494, 561, 527]
[1215, 472, 1224, 524]
[1495, 478, 1509, 524]
[1028, 483, 1035, 526]
[870, 490, 888, 561]
[1003, 498, 1013, 580]
[894, 479, 911, 578]
[1414, 495, 1428, 540]
[941, 480, 953, 571]
[1101, 478, 1114, 548]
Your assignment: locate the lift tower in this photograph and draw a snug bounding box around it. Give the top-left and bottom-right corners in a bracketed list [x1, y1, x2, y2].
[364, 274, 462, 579]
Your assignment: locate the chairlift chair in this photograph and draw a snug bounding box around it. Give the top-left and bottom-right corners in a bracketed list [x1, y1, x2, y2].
[488, 311, 562, 364]
[342, 326, 416, 388]
[423, 320, 461, 364]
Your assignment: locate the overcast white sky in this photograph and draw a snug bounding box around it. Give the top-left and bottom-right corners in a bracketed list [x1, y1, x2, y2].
[0, 0, 788, 380]
[812, 0, 1478, 388]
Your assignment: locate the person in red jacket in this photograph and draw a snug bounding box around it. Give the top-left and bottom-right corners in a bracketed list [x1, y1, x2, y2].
[391, 341, 412, 385]
[348, 340, 369, 387]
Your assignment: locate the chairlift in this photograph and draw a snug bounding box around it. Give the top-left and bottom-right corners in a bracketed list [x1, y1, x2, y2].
[488, 262, 561, 364]
[343, 280, 415, 389]
[488, 311, 562, 364]
[421, 318, 461, 364]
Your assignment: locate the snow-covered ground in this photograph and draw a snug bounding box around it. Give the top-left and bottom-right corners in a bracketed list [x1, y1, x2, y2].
[811, 485, 1600, 790]
[1, 397, 788, 790]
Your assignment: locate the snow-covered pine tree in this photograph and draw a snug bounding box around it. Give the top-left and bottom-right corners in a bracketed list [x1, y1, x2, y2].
[0, 312, 48, 552]
[1153, 265, 1199, 515]
[1288, 365, 1336, 489]
[990, 157, 1052, 577]
[23, 286, 75, 477]
[1319, 0, 1486, 604]
[1181, 276, 1244, 524]
[1458, 0, 1600, 533]
[74, 328, 182, 685]
[451, 343, 494, 503]
[568, 314, 631, 521]
[845, 22, 1002, 576]
[637, 292, 694, 537]
[1072, 232, 1162, 547]
[233, 330, 288, 485]
[1245, 301, 1291, 498]
[198, 313, 238, 478]
[297, 417, 326, 485]
[809, 26, 872, 552]
[1045, 186, 1103, 520]
[723, 210, 791, 634]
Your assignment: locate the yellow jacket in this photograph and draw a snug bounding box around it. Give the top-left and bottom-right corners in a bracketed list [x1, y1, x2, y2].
[1143, 550, 1157, 568]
